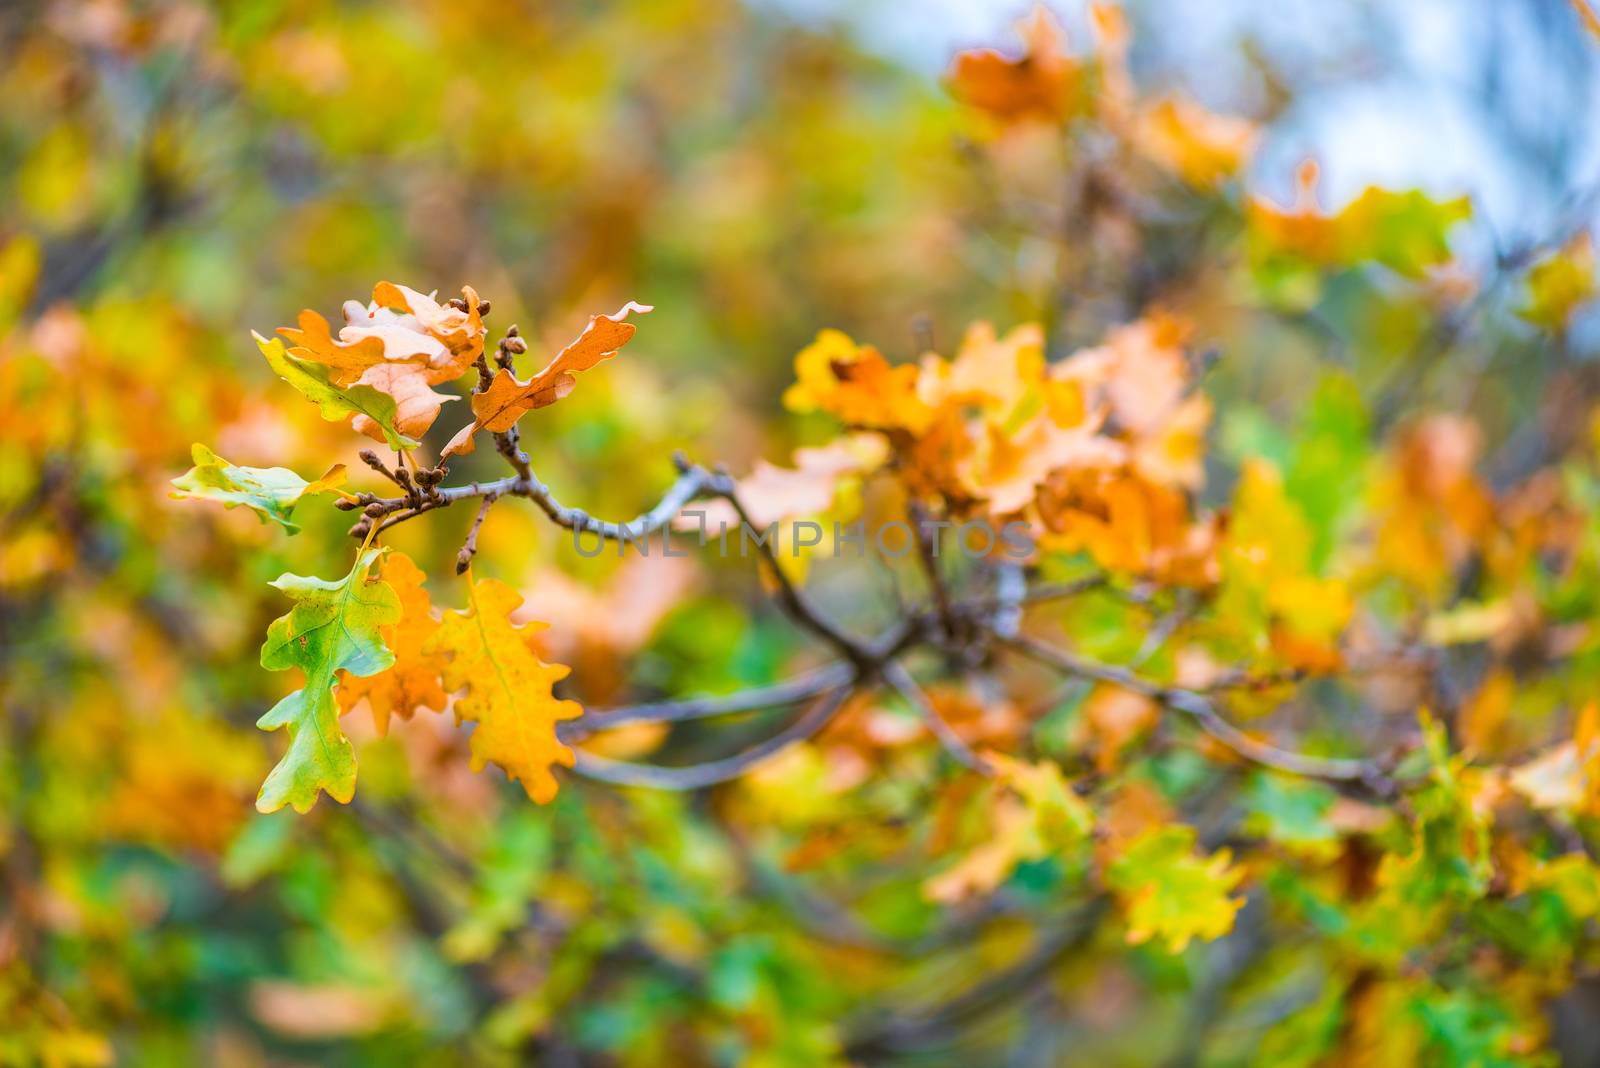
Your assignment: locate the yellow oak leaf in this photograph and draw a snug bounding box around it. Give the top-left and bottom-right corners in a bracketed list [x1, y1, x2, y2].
[336, 552, 448, 736]
[424, 573, 583, 802]
[1519, 233, 1596, 331]
[1220, 460, 1351, 669]
[1135, 96, 1258, 188]
[443, 301, 650, 457]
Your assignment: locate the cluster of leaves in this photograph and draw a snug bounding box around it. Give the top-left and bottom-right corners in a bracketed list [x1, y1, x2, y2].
[7, 1, 1600, 1066]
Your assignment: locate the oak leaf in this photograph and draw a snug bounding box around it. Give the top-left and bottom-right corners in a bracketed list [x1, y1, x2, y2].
[1135, 96, 1257, 188]
[275, 283, 485, 440]
[925, 752, 1092, 903]
[349, 362, 456, 441]
[1510, 703, 1600, 814]
[255, 334, 419, 450]
[369, 281, 487, 382]
[947, 6, 1080, 124]
[1250, 160, 1471, 280]
[256, 547, 401, 813]
[1083, 684, 1158, 774]
[425, 574, 583, 802]
[1105, 824, 1245, 952]
[278, 282, 486, 387]
[1519, 233, 1596, 331]
[683, 436, 886, 532]
[171, 443, 346, 532]
[275, 308, 388, 384]
[442, 302, 650, 457]
[335, 552, 448, 736]
[782, 328, 931, 434]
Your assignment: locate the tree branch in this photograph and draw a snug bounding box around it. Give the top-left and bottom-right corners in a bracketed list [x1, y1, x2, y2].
[713, 475, 874, 665]
[882, 660, 992, 774]
[454, 493, 496, 574]
[568, 684, 857, 790]
[909, 501, 957, 639]
[370, 456, 719, 542]
[558, 662, 854, 742]
[995, 631, 1380, 783]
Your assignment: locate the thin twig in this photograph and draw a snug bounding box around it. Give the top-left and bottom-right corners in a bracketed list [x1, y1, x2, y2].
[882, 660, 992, 774]
[455, 493, 497, 574]
[909, 501, 957, 639]
[714, 476, 873, 665]
[996, 632, 1378, 783]
[844, 900, 1107, 1057]
[558, 662, 854, 742]
[371, 459, 717, 541]
[568, 684, 857, 790]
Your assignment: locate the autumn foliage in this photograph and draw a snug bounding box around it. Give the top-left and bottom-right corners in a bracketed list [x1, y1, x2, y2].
[7, 2, 1600, 1065]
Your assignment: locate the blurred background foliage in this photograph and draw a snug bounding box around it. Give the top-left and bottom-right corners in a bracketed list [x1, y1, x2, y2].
[5, 0, 1600, 1064]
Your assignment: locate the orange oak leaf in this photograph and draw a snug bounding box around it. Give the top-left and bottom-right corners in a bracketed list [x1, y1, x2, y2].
[275, 307, 388, 384]
[1055, 316, 1194, 441]
[917, 321, 1046, 415]
[280, 282, 485, 386]
[275, 282, 485, 439]
[370, 281, 486, 382]
[782, 328, 932, 433]
[948, 6, 1080, 124]
[1037, 469, 1220, 585]
[969, 407, 1122, 516]
[349, 363, 456, 442]
[442, 301, 651, 457]
[423, 573, 583, 803]
[1083, 684, 1159, 774]
[335, 552, 448, 736]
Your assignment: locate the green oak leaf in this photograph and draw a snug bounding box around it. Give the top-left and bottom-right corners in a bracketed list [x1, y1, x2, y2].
[170, 443, 346, 533]
[1244, 771, 1339, 851]
[256, 546, 401, 813]
[1341, 187, 1470, 279]
[254, 332, 419, 450]
[1105, 824, 1245, 953]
